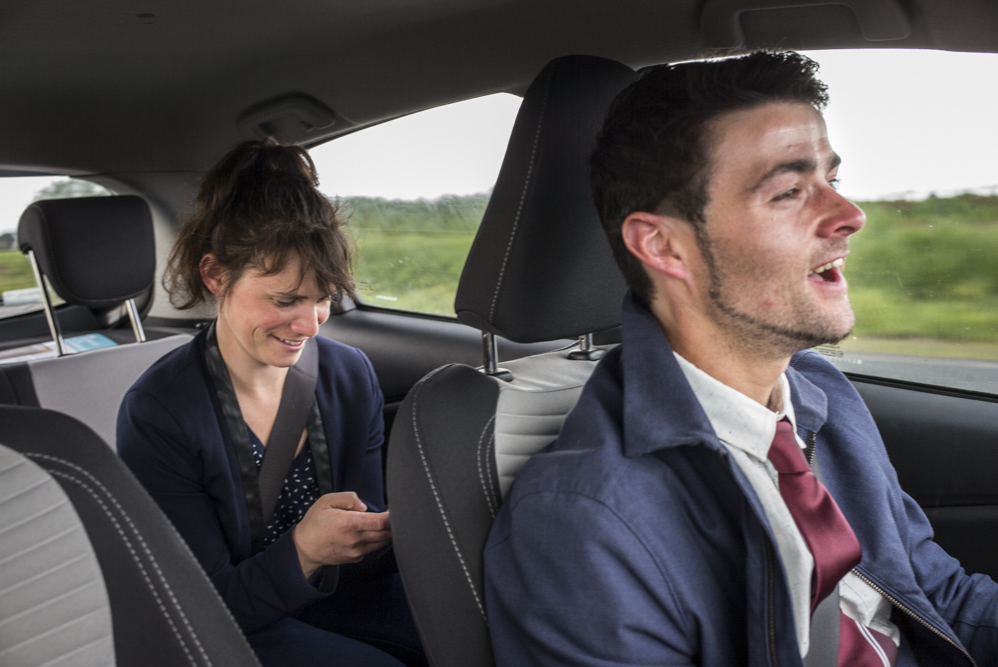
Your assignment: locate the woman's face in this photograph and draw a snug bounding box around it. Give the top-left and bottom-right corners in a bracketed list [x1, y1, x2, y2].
[208, 257, 332, 371]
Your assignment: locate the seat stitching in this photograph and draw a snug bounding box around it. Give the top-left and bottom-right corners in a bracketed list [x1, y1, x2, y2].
[488, 68, 553, 323]
[28, 453, 211, 666]
[409, 381, 489, 623]
[476, 414, 498, 519]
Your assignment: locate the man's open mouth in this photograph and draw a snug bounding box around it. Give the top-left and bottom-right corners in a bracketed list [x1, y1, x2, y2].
[809, 257, 845, 282]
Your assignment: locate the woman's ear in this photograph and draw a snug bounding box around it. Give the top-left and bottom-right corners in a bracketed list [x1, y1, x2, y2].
[199, 254, 226, 297]
[621, 211, 694, 281]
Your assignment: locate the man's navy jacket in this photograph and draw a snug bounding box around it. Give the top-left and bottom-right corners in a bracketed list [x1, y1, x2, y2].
[485, 294, 998, 666]
[118, 328, 386, 633]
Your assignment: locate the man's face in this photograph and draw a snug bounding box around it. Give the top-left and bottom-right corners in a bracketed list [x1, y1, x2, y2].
[692, 102, 866, 356]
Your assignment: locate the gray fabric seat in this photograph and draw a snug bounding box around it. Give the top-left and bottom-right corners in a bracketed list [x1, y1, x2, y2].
[0, 440, 114, 667]
[386, 55, 635, 667]
[1, 195, 192, 448]
[0, 405, 261, 667]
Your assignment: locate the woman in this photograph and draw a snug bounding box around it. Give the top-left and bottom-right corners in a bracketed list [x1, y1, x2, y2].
[118, 139, 423, 667]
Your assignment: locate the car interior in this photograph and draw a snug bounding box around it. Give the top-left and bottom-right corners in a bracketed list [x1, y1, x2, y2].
[0, 1, 996, 666]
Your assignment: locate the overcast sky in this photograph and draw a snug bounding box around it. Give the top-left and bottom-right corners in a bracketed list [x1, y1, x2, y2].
[3, 48, 998, 232]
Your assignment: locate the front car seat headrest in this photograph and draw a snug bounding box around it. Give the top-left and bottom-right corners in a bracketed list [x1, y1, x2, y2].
[454, 55, 634, 343]
[18, 195, 156, 309]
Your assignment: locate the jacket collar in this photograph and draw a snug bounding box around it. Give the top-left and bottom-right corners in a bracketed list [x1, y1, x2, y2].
[619, 292, 829, 457]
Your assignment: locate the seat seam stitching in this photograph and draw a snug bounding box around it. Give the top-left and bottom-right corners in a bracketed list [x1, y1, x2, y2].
[488, 68, 553, 323]
[409, 383, 489, 623]
[476, 414, 498, 518]
[28, 453, 212, 666]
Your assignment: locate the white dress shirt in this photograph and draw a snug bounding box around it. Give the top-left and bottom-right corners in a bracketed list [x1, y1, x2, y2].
[673, 352, 899, 658]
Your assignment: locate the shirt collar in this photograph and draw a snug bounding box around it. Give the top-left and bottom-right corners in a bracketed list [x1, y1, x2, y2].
[673, 353, 800, 460]
[619, 292, 827, 458]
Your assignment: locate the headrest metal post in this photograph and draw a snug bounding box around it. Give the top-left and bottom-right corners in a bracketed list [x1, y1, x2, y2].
[124, 298, 147, 343]
[27, 250, 68, 356]
[481, 331, 513, 381]
[568, 333, 606, 361]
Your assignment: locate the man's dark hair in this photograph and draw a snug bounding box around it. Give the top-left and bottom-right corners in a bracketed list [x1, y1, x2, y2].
[590, 51, 829, 306]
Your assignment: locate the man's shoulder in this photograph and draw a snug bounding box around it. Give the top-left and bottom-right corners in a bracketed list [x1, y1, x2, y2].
[503, 346, 645, 507]
[788, 348, 863, 406]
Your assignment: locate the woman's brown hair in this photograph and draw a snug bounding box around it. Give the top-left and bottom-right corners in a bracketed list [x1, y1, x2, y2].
[163, 138, 354, 310]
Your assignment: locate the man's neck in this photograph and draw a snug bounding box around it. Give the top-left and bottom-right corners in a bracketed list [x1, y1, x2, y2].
[651, 301, 789, 409]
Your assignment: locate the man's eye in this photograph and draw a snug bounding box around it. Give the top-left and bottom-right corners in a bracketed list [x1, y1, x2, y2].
[828, 178, 842, 190]
[774, 188, 799, 201]
[276, 300, 296, 307]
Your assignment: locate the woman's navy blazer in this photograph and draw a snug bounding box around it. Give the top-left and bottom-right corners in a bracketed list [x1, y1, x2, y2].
[117, 327, 386, 633]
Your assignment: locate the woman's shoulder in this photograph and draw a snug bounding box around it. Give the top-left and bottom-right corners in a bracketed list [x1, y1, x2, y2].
[313, 335, 380, 396]
[314, 334, 374, 370]
[127, 329, 209, 403]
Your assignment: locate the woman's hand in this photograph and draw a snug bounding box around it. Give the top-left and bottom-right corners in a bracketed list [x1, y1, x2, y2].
[292, 492, 391, 578]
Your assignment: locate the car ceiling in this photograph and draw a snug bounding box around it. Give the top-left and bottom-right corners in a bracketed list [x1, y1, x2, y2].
[1, 0, 996, 185]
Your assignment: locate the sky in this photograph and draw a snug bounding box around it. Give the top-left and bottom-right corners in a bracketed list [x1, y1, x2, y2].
[3, 48, 998, 232]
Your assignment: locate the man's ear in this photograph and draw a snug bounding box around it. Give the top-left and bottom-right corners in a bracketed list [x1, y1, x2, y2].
[199, 254, 226, 296]
[621, 212, 693, 281]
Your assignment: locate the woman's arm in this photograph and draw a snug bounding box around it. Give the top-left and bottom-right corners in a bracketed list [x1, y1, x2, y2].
[118, 389, 331, 633]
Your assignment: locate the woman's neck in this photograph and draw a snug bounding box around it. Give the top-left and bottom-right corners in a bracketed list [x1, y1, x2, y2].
[214, 321, 288, 399]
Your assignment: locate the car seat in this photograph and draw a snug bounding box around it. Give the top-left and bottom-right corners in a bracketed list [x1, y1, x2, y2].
[386, 55, 635, 667]
[0, 404, 261, 667]
[0, 195, 191, 447]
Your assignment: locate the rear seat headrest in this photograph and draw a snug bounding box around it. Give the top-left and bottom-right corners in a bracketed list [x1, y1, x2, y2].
[18, 195, 156, 309]
[454, 55, 634, 343]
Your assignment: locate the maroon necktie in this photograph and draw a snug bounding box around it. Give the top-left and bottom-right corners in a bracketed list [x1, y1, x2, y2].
[769, 419, 898, 665]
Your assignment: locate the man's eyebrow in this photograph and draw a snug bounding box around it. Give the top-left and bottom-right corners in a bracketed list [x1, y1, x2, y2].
[748, 153, 842, 193]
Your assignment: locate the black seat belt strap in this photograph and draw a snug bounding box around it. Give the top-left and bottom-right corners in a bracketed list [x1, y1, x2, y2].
[204, 324, 322, 553]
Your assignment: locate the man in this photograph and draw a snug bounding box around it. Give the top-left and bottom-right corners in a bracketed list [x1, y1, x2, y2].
[484, 52, 998, 666]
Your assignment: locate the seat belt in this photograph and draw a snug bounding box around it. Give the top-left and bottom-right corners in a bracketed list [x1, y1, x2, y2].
[804, 450, 841, 667]
[257, 336, 320, 525]
[204, 324, 323, 552]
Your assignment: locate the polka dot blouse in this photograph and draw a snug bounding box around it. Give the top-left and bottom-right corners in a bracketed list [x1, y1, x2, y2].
[248, 428, 321, 547]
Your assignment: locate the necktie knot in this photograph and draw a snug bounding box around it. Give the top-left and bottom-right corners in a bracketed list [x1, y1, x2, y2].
[768, 419, 809, 474]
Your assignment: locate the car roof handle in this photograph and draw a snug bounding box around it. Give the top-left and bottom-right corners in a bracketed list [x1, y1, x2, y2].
[701, 0, 911, 48]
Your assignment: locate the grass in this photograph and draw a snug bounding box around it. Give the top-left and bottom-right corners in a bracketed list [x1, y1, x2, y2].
[0, 190, 993, 351]
[0, 249, 39, 293]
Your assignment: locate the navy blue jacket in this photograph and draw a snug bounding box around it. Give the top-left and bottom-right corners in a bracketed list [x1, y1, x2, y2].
[118, 328, 386, 634]
[485, 294, 998, 666]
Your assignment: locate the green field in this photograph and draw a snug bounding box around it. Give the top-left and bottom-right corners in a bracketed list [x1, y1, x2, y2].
[346, 192, 998, 359]
[0, 249, 40, 293]
[2, 189, 993, 362]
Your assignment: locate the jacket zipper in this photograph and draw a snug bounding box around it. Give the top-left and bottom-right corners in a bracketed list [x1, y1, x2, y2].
[765, 539, 779, 667]
[851, 569, 977, 667]
[805, 431, 976, 667]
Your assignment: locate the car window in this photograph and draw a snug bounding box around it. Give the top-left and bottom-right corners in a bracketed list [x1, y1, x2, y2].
[0, 176, 111, 319]
[802, 49, 998, 395]
[309, 93, 521, 317]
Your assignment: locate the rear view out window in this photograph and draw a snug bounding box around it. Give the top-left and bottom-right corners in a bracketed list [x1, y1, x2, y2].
[804, 49, 998, 395]
[0, 177, 111, 319]
[310, 93, 521, 317]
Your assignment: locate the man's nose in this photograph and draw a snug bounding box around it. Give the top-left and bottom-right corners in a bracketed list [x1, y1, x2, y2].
[817, 187, 866, 238]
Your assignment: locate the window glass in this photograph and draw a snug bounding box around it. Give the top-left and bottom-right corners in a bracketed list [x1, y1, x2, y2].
[309, 93, 521, 316]
[803, 49, 998, 395]
[0, 177, 111, 319]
